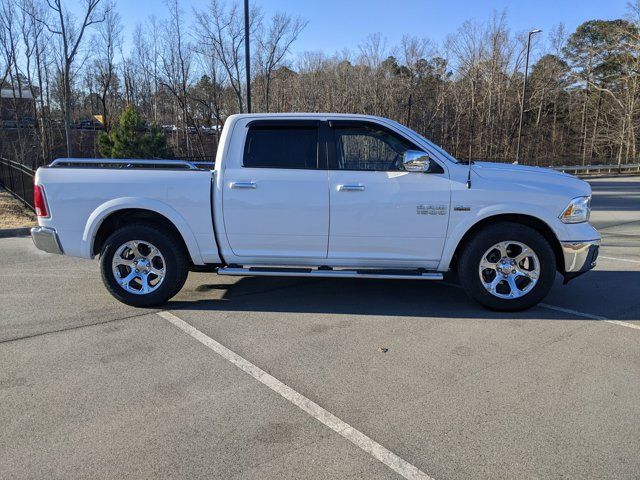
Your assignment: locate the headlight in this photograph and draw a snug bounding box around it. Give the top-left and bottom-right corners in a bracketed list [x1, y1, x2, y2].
[559, 196, 591, 223]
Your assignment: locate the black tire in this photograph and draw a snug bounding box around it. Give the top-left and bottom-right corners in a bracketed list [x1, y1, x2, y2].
[457, 222, 556, 311]
[100, 223, 188, 307]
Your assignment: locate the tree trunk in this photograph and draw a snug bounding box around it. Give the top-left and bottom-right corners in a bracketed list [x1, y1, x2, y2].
[265, 75, 271, 112]
[64, 63, 74, 157]
[101, 93, 108, 131]
[406, 90, 413, 126]
[588, 89, 603, 162]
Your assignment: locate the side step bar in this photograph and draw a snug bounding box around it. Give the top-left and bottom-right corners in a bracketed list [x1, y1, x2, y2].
[217, 267, 443, 281]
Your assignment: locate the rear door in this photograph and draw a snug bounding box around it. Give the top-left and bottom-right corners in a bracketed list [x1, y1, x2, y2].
[222, 120, 329, 259]
[327, 120, 450, 265]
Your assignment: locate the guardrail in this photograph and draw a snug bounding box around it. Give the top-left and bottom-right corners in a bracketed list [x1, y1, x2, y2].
[552, 163, 640, 175]
[0, 157, 35, 211]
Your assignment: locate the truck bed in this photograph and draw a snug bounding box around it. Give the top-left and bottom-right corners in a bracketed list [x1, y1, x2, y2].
[35, 160, 220, 265]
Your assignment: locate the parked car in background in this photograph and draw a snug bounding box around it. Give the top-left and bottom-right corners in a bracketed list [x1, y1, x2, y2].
[200, 125, 221, 135]
[31, 113, 600, 311]
[162, 124, 177, 133]
[18, 117, 36, 128]
[75, 119, 104, 130]
[1, 119, 18, 129]
[1, 117, 35, 129]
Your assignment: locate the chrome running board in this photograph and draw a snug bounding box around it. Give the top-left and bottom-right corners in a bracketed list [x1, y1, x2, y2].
[217, 266, 443, 281]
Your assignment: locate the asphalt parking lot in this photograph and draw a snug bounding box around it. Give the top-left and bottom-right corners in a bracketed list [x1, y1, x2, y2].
[1, 176, 639, 479]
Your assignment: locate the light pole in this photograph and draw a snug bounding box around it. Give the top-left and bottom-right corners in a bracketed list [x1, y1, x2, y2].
[244, 0, 252, 113]
[515, 28, 541, 164]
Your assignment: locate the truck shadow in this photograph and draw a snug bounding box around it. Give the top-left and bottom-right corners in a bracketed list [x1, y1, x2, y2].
[167, 270, 640, 322]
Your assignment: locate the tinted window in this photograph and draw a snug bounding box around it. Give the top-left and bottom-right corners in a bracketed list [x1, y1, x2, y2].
[334, 125, 416, 171]
[243, 127, 318, 169]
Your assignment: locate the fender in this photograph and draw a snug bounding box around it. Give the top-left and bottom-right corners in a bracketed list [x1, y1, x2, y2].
[438, 202, 562, 271]
[81, 197, 205, 264]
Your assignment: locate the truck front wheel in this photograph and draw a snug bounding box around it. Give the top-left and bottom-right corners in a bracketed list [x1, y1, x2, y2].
[100, 224, 188, 307]
[457, 222, 556, 311]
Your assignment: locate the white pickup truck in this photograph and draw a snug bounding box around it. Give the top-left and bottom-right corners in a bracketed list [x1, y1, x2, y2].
[31, 113, 600, 311]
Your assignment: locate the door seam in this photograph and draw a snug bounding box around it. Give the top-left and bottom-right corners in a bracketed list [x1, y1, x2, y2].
[325, 169, 331, 259]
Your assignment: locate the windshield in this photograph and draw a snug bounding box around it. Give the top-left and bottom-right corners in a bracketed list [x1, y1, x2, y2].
[386, 119, 460, 164]
[424, 139, 460, 164]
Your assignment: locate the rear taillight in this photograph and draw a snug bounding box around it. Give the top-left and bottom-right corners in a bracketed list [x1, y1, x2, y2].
[34, 184, 49, 217]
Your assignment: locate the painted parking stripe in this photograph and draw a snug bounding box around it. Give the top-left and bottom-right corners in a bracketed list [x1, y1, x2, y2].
[603, 320, 640, 330]
[599, 255, 640, 265]
[539, 303, 640, 330]
[442, 282, 640, 331]
[538, 303, 607, 320]
[157, 310, 434, 480]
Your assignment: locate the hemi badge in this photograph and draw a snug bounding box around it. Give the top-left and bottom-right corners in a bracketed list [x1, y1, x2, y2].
[454, 205, 471, 212]
[417, 205, 447, 215]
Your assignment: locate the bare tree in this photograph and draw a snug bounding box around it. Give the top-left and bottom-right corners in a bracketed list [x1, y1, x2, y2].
[1, 0, 638, 167]
[160, 0, 202, 156]
[358, 33, 389, 115]
[93, 0, 121, 130]
[0, 0, 29, 162]
[125, 17, 161, 121]
[40, 0, 106, 156]
[16, 0, 53, 163]
[194, 0, 260, 113]
[255, 12, 306, 111]
[400, 35, 431, 125]
[191, 25, 227, 137]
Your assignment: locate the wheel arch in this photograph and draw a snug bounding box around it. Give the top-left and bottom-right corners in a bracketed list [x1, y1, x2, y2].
[83, 199, 204, 265]
[447, 214, 564, 274]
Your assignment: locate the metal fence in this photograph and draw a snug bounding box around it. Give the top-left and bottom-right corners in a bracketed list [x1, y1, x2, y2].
[0, 157, 35, 211]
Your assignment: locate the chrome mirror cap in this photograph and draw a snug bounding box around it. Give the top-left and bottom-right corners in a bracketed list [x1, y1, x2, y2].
[403, 150, 430, 172]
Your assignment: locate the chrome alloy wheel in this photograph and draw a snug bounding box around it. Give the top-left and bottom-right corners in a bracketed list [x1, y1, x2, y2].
[111, 240, 166, 295]
[478, 241, 540, 299]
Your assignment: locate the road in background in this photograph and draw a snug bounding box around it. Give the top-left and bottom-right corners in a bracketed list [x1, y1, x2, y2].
[1, 177, 638, 479]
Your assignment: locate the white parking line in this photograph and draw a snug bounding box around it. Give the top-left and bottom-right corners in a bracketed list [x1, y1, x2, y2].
[441, 282, 640, 331]
[599, 255, 640, 265]
[603, 320, 640, 330]
[157, 310, 434, 480]
[538, 303, 640, 330]
[538, 303, 607, 320]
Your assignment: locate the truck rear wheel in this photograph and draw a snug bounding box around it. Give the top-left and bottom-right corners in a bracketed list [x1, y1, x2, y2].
[457, 222, 556, 311]
[100, 224, 188, 307]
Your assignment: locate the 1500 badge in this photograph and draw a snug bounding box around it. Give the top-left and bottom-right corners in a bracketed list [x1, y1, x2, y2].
[416, 204, 447, 216]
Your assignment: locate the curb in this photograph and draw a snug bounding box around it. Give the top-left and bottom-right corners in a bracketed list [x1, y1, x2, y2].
[0, 227, 32, 239]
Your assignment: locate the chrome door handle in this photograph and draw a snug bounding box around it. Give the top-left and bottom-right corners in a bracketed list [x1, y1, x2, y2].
[230, 181, 257, 189]
[337, 184, 365, 192]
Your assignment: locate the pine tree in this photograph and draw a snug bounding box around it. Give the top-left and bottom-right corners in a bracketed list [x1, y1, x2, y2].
[98, 106, 173, 159]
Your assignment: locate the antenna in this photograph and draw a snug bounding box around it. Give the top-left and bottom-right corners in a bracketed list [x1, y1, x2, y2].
[466, 158, 472, 188]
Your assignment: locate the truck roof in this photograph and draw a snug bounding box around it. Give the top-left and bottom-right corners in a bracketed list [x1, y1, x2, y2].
[226, 112, 390, 122]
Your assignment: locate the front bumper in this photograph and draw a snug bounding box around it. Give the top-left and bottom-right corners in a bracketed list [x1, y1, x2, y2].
[31, 226, 64, 254]
[561, 239, 599, 283]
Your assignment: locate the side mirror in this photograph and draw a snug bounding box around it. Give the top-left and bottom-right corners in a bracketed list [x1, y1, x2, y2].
[403, 150, 431, 172]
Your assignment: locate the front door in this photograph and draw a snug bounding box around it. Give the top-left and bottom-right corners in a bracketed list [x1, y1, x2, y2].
[327, 121, 450, 265]
[223, 120, 329, 259]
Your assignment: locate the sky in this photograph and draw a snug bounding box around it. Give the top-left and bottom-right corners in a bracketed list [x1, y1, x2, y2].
[75, 0, 632, 58]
